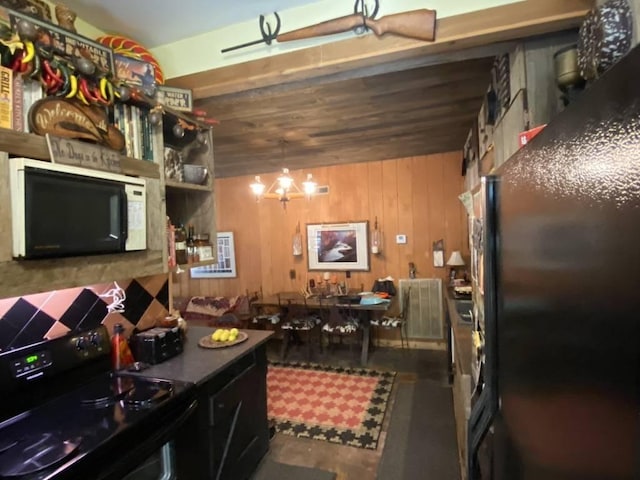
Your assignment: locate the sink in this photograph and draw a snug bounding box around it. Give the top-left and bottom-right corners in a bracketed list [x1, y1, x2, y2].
[454, 300, 473, 323]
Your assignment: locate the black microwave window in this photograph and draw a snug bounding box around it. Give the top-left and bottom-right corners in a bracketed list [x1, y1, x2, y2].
[24, 168, 127, 258]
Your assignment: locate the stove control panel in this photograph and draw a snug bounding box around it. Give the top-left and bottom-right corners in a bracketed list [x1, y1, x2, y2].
[1, 325, 112, 403]
[10, 350, 52, 378]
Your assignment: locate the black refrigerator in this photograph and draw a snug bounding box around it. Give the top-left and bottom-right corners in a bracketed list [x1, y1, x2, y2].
[467, 44, 640, 479]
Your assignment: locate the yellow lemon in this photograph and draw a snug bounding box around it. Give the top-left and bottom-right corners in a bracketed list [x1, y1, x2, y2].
[220, 330, 230, 342]
[230, 328, 239, 336]
[228, 333, 238, 342]
[211, 329, 222, 341]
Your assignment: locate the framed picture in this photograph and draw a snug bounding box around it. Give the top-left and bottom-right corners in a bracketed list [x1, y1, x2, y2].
[307, 221, 369, 272]
[190, 232, 237, 278]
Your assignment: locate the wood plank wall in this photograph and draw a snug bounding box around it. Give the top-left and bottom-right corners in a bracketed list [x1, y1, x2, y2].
[172, 151, 468, 299]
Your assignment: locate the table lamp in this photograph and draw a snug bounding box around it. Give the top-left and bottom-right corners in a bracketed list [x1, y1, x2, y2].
[446, 251, 465, 284]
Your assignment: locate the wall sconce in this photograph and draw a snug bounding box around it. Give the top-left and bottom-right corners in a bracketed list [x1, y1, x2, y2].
[371, 216, 382, 254]
[292, 221, 303, 256]
[446, 250, 465, 284]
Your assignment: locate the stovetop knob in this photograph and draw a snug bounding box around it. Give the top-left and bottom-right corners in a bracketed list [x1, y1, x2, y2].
[89, 332, 102, 346]
[75, 337, 87, 351]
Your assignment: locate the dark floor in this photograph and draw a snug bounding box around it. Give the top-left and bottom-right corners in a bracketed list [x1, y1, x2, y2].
[261, 338, 461, 480]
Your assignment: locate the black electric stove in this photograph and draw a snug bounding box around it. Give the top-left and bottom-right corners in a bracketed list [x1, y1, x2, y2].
[0, 326, 196, 480]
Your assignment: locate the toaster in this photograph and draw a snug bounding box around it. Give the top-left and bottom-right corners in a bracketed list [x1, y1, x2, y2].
[130, 327, 183, 365]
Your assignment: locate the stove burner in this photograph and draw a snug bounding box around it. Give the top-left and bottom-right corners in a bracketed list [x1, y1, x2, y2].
[122, 382, 173, 410]
[81, 376, 174, 410]
[0, 433, 80, 477]
[0, 437, 17, 454]
[81, 377, 135, 408]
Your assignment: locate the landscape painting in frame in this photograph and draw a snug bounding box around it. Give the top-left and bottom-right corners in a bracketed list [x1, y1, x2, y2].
[307, 221, 369, 271]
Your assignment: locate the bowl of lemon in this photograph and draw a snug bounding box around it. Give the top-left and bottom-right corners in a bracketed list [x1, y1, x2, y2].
[198, 328, 248, 349]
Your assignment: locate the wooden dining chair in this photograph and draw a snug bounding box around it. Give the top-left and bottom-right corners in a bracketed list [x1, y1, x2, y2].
[370, 287, 411, 350]
[277, 292, 322, 361]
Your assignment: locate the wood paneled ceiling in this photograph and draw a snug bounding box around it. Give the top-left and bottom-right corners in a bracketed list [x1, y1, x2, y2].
[199, 56, 493, 178]
[180, 1, 592, 178]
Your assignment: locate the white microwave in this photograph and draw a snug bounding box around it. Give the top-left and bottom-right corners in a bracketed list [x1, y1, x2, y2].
[9, 158, 147, 259]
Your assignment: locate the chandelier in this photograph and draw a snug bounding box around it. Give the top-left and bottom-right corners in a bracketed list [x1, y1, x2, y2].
[250, 168, 317, 208]
[249, 140, 318, 208]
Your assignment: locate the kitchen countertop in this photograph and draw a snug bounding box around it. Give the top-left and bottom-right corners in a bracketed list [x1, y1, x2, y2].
[445, 287, 475, 479]
[444, 288, 473, 378]
[132, 326, 273, 386]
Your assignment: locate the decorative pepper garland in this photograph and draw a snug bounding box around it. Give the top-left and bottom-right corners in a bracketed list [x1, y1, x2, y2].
[0, 17, 128, 108]
[0, 15, 217, 140]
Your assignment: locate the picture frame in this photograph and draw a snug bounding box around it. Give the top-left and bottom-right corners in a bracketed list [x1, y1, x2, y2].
[307, 221, 370, 272]
[190, 232, 237, 278]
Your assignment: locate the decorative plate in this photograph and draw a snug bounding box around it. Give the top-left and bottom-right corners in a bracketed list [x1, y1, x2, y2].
[96, 34, 165, 84]
[198, 331, 248, 349]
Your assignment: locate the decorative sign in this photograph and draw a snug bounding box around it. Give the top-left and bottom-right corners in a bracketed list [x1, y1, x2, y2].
[30, 97, 125, 151]
[0, 6, 114, 76]
[114, 54, 156, 88]
[432, 239, 444, 268]
[46, 134, 122, 173]
[157, 86, 193, 112]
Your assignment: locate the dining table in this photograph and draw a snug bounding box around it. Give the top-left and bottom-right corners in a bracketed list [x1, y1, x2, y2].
[251, 292, 394, 365]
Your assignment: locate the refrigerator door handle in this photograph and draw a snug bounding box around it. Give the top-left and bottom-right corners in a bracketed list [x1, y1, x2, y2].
[467, 176, 501, 480]
[467, 387, 498, 479]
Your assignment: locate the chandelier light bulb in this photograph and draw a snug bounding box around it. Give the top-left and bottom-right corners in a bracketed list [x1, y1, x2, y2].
[302, 173, 317, 196]
[250, 176, 265, 198]
[277, 168, 293, 190]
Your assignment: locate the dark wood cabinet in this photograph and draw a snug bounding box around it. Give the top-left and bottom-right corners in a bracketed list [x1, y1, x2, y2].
[175, 344, 270, 479]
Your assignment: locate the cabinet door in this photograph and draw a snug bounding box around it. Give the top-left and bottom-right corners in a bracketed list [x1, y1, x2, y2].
[207, 361, 269, 480]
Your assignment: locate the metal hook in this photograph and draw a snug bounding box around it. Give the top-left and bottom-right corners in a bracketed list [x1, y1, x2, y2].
[221, 12, 282, 53]
[260, 12, 281, 45]
[353, 0, 379, 19]
[352, 0, 378, 35]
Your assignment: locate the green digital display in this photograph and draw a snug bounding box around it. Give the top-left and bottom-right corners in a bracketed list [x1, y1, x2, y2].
[26, 355, 38, 364]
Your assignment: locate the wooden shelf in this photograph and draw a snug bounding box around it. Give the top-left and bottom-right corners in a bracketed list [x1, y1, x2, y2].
[0, 128, 160, 179]
[0, 250, 165, 298]
[132, 89, 212, 130]
[173, 258, 216, 272]
[165, 179, 211, 192]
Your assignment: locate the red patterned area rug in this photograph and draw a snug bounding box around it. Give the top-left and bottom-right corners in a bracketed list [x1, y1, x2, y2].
[267, 361, 396, 450]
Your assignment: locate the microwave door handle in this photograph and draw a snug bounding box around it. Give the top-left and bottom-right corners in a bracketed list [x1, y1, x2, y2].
[120, 189, 128, 245]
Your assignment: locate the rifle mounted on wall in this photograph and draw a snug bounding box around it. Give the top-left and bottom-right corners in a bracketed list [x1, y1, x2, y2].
[279, 9, 436, 43]
[221, 8, 437, 53]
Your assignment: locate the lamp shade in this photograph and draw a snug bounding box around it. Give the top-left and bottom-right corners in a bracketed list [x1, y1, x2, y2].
[446, 251, 465, 266]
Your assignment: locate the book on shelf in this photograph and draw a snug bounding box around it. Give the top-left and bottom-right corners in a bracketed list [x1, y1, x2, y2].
[22, 80, 43, 133]
[0, 66, 12, 129]
[12, 74, 23, 132]
[112, 103, 155, 162]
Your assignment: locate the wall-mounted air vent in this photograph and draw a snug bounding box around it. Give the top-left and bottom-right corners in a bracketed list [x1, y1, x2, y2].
[316, 185, 330, 195]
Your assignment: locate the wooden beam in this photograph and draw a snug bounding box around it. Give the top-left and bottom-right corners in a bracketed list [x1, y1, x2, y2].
[168, 0, 593, 98]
